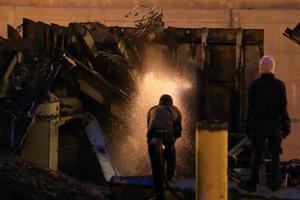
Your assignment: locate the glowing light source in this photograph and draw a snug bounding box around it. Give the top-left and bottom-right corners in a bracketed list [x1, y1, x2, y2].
[120, 69, 193, 175]
[114, 46, 196, 176]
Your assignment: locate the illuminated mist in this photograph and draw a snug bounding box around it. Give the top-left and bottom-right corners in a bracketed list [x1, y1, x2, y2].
[114, 45, 197, 177]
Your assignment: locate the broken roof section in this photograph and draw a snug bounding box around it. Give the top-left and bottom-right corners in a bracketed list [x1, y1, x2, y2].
[284, 23, 300, 45]
[0, 18, 140, 154]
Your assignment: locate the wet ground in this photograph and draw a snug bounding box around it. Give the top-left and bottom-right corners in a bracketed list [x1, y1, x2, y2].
[111, 176, 300, 200]
[229, 182, 300, 200]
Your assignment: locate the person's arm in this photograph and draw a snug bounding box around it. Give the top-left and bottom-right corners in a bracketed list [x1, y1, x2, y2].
[174, 107, 182, 138]
[280, 83, 291, 139]
[147, 109, 151, 128]
[147, 107, 155, 128]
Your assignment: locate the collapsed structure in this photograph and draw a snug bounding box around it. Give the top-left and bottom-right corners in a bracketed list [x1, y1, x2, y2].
[0, 10, 299, 199]
[0, 17, 141, 180]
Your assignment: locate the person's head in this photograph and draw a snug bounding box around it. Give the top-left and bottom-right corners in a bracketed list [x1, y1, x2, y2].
[259, 55, 275, 74]
[159, 94, 173, 106]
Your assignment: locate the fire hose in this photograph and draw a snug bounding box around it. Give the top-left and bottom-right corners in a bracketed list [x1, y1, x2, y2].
[149, 138, 187, 200]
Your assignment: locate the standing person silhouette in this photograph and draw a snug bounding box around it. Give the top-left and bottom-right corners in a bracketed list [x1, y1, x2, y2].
[239, 55, 291, 192]
[147, 94, 182, 200]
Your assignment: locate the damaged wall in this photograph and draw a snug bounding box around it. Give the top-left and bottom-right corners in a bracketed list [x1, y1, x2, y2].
[0, 1, 299, 161]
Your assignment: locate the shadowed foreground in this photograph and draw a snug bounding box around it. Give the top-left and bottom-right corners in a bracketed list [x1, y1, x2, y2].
[0, 156, 110, 200]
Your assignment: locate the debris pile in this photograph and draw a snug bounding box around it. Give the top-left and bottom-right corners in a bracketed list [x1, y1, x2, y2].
[280, 159, 300, 186]
[229, 137, 300, 188]
[0, 156, 109, 200]
[126, 5, 165, 40]
[0, 18, 143, 155]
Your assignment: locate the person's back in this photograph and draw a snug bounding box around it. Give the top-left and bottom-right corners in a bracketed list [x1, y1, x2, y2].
[146, 94, 182, 200]
[147, 105, 181, 138]
[249, 73, 288, 135]
[240, 55, 291, 192]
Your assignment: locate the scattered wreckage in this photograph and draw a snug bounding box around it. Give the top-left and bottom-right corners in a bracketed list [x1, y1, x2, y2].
[0, 17, 143, 199]
[0, 9, 299, 199]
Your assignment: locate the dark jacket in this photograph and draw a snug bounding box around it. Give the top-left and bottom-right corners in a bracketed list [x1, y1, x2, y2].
[246, 73, 291, 137]
[147, 105, 182, 138]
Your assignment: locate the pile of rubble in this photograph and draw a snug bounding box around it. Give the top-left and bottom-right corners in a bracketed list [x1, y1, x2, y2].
[229, 137, 300, 188]
[0, 156, 110, 200]
[0, 18, 144, 155]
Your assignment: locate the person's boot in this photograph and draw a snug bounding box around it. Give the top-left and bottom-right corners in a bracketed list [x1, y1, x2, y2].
[238, 181, 257, 192]
[165, 176, 176, 188]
